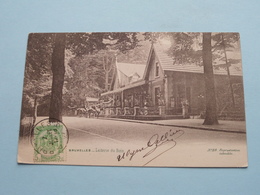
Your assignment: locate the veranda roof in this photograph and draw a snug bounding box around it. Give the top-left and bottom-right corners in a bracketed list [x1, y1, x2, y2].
[86, 97, 99, 102]
[101, 80, 146, 96]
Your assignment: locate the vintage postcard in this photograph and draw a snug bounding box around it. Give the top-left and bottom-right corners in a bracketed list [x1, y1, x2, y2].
[18, 32, 248, 167]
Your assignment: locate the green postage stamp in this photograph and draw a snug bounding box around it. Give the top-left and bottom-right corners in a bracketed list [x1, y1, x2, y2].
[31, 118, 69, 162]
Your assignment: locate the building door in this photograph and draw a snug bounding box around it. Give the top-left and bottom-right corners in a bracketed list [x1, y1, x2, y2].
[154, 87, 160, 107]
[176, 84, 185, 114]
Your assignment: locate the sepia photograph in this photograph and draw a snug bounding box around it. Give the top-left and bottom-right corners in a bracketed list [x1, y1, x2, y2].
[18, 32, 248, 167]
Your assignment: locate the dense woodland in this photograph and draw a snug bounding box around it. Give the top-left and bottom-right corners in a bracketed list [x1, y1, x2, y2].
[21, 32, 243, 125]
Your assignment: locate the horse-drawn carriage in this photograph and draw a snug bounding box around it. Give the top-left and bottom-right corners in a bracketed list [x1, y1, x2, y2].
[75, 97, 102, 118]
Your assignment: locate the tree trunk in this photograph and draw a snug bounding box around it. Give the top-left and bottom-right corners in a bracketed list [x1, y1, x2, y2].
[221, 33, 235, 108]
[105, 70, 109, 91]
[202, 33, 219, 125]
[103, 55, 113, 91]
[49, 33, 66, 122]
[33, 96, 38, 125]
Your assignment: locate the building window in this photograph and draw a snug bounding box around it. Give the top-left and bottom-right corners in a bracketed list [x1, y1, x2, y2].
[128, 95, 134, 107]
[155, 62, 159, 77]
[170, 97, 175, 107]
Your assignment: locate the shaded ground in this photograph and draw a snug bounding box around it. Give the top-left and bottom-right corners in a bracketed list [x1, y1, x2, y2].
[18, 116, 248, 167]
[99, 117, 246, 133]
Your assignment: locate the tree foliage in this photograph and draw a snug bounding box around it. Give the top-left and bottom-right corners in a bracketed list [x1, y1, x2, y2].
[49, 33, 140, 120]
[23, 32, 242, 124]
[21, 33, 54, 122]
[22, 32, 141, 121]
[63, 54, 105, 109]
[143, 32, 241, 125]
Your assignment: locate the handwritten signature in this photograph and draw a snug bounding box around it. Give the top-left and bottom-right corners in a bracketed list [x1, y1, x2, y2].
[117, 129, 185, 163]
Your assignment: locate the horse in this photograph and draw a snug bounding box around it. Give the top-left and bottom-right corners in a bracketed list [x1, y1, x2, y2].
[76, 106, 101, 118]
[76, 108, 87, 117]
[86, 105, 101, 118]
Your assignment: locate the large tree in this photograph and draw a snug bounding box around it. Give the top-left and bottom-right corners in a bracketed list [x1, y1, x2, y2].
[202, 33, 218, 125]
[22, 33, 54, 124]
[63, 54, 105, 109]
[211, 33, 241, 109]
[49, 33, 66, 122]
[165, 32, 218, 125]
[145, 32, 240, 125]
[167, 32, 218, 125]
[48, 33, 139, 121]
